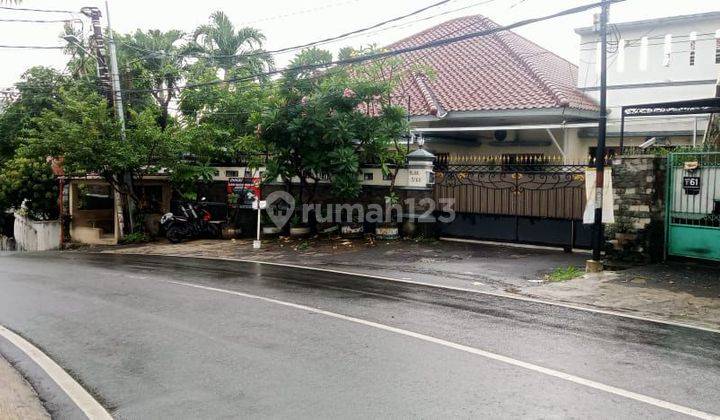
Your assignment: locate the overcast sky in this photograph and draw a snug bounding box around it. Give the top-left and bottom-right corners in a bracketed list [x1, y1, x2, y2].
[0, 0, 717, 88]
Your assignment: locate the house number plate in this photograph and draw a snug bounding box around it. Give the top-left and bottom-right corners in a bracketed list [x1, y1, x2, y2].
[683, 176, 700, 195]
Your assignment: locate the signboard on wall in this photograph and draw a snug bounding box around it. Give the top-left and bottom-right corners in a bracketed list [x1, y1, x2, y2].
[227, 174, 260, 205]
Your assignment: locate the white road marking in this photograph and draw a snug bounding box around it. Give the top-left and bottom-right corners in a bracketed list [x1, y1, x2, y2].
[168, 279, 720, 420]
[0, 325, 113, 420]
[132, 252, 720, 335]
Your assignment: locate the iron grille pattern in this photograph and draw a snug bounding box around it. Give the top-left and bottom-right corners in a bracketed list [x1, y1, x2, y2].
[434, 163, 587, 220]
[668, 152, 720, 228]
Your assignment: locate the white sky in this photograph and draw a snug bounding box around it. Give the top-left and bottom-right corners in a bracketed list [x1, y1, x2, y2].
[0, 0, 717, 88]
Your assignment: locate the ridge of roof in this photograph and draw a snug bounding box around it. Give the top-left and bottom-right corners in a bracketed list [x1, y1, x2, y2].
[492, 28, 568, 108]
[384, 14, 484, 51]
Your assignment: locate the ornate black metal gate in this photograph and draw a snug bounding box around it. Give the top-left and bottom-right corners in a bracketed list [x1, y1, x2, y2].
[434, 156, 592, 249]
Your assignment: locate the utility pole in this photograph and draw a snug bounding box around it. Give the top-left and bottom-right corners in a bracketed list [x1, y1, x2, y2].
[81, 7, 112, 102]
[105, 0, 135, 235]
[590, 0, 610, 267]
[104, 1, 125, 141]
[80, 3, 134, 237]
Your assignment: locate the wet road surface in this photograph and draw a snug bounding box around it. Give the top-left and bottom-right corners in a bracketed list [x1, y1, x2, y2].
[0, 252, 719, 419]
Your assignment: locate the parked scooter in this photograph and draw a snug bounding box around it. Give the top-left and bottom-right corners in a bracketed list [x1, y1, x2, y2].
[160, 198, 222, 243]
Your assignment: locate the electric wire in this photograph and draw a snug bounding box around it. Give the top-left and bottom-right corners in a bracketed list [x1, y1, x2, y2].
[121, 0, 622, 96]
[0, 5, 76, 14]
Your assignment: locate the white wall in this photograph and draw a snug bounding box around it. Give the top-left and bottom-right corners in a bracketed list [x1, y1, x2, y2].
[578, 17, 720, 88]
[577, 14, 720, 134]
[13, 213, 61, 252]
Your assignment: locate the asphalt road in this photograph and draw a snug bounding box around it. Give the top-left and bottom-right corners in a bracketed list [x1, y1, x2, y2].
[0, 252, 719, 419]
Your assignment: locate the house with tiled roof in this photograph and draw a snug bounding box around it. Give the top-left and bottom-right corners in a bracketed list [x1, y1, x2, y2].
[385, 15, 600, 163]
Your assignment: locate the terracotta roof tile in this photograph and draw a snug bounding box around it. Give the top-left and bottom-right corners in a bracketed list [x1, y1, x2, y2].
[384, 15, 599, 117]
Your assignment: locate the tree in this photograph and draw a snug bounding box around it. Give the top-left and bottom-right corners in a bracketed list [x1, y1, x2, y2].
[179, 62, 269, 160]
[192, 11, 274, 81]
[0, 157, 58, 220]
[0, 67, 73, 163]
[62, 23, 97, 79]
[255, 48, 408, 205]
[118, 29, 193, 129]
[0, 67, 74, 222]
[20, 85, 181, 210]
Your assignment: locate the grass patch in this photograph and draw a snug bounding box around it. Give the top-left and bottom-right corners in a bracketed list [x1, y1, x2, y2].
[119, 232, 151, 245]
[546, 266, 584, 282]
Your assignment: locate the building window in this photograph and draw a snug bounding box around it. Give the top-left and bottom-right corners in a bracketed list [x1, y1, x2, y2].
[716, 30, 720, 64]
[382, 172, 395, 181]
[689, 32, 697, 66]
[617, 39, 626, 72]
[363, 172, 374, 181]
[662, 34, 672, 67]
[639, 36, 648, 71]
[78, 184, 114, 211]
[225, 170, 239, 178]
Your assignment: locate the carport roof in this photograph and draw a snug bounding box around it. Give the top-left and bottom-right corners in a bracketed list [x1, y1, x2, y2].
[385, 15, 599, 118]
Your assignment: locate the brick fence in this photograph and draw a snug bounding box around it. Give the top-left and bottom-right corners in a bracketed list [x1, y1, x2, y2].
[607, 155, 667, 263]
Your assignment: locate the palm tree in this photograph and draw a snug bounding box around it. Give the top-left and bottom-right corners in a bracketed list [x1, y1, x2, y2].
[62, 24, 96, 79]
[193, 11, 274, 81]
[120, 29, 191, 129]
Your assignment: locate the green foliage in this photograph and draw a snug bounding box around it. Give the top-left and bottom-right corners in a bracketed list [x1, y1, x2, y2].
[192, 11, 274, 79]
[606, 216, 634, 236]
[0, 157, 58, 220]
[118, 231, 151, 244]
[546, 266, 584, 282]
[117, 29, 193, 127]
[19, 85, 188, 205]
[0, 15, 414, 230]
[0, 67, 75, 164]
[256, 47, 409, 202]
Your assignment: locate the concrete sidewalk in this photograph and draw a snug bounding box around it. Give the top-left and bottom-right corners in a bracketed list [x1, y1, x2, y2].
[0, 354, 49, 420]
[98, 237, 720, 331]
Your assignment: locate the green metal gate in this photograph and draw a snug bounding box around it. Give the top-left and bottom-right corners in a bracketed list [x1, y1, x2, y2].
[666, 151, 720, 262]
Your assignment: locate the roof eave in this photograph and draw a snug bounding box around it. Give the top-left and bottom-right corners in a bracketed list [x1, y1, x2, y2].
[410, 107, 600, 123]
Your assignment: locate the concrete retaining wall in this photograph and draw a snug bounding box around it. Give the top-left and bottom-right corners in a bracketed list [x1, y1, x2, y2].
[13, 213, 61, 252]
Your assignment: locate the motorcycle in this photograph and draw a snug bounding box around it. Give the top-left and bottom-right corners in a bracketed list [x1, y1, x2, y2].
[160, 198, 222, 243]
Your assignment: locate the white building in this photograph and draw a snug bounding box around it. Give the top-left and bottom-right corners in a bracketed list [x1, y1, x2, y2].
[576, 12, 720, 152]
